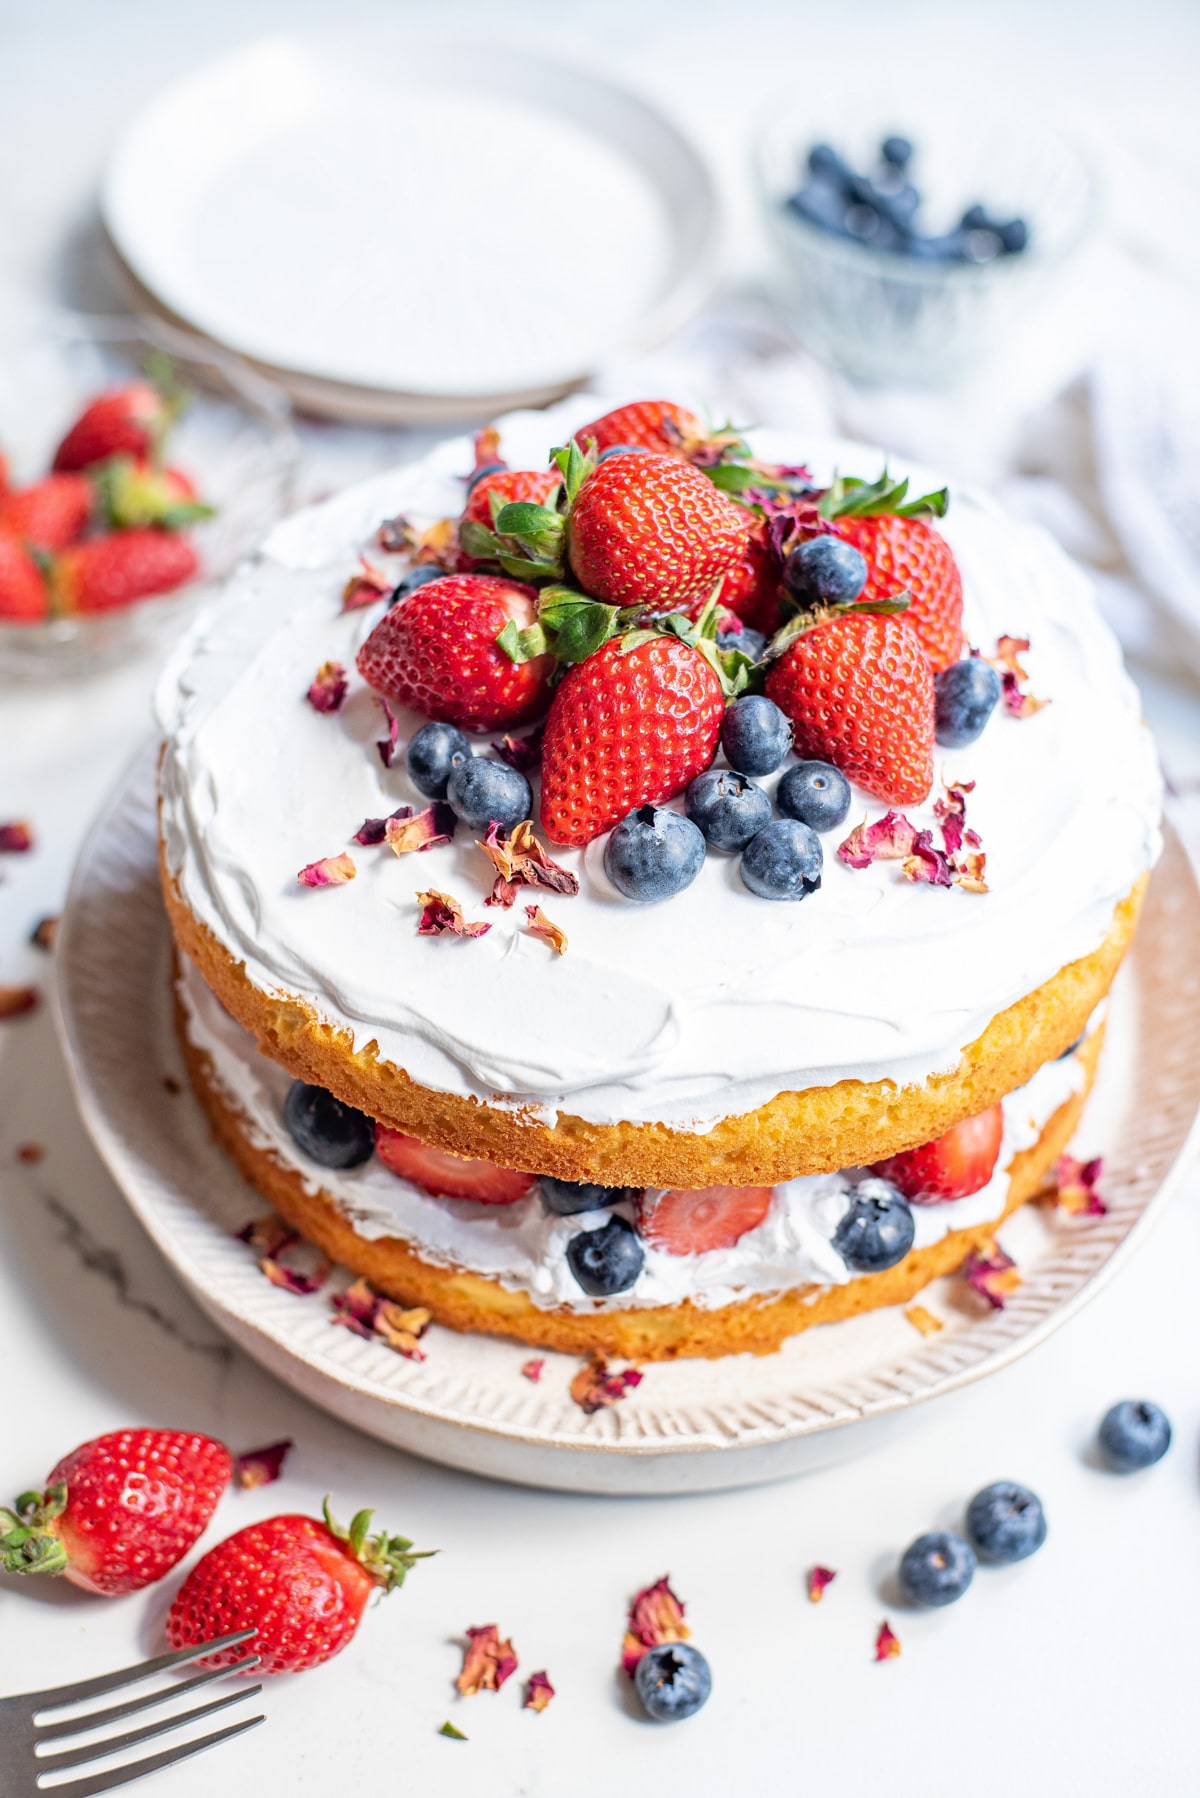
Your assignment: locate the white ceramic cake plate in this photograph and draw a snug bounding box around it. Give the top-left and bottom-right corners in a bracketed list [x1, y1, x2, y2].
[55, 749, 1200, 1495]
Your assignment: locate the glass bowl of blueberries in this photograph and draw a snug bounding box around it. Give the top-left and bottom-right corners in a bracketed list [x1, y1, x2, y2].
[756, 102, 1097, 383]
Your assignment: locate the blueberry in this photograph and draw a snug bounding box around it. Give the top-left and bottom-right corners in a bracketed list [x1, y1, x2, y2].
[406, 720, 472, 799]
[720, 695, 793, 776]
[965, 1481, 1047, 1564]
[832, 1176, 915, 1271]
[446, 757, 532, 831]
[898, 1531, 976, 1607]
[597, 443, 651, 461]
[881, 134, 913, 169]
[998, 217, 1029, 254]
[786, 178, 850, 235]
[934, 658, 1001, 747]
[782, 535, 867, 608]
[604, 805, 706, 903]
[962, 227, 1004, 264]
[1098, 1400, 1172, 1471]
[776, 760, 851, 833]
[1055, 1034, 1084, 1061]
[566, 1214, 644, 1295]
[541, 1177, 630, 1217]
[959, 203, 991, 232]
[685, 768, 772, 853]
[807, 142, 854, 189]
[716, 625, 767, 661]
[389, 563, 450, 605]
[634, 1643, 712, 1723]
[465, 459, 507, 493]
[740, 817, 823, 901]
[283, 1081, 374, 1169]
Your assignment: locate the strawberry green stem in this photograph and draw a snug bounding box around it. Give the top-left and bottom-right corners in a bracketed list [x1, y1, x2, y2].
[0, 1483, 70, 1577]
[322, 1497, 436, 1593]
[818, 469, 948, 521]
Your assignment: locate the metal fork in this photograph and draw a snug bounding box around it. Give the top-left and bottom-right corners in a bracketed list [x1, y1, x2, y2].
[0, 1629, 264, 1796]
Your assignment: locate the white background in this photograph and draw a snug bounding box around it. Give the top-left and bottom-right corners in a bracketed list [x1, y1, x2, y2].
[3, 2, 1200, 1794]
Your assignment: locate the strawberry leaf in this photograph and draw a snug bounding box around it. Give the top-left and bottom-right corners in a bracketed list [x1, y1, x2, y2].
[819, 469, 949, 521]
[537, 586, 621, 663]
[459, 519, 501, 561]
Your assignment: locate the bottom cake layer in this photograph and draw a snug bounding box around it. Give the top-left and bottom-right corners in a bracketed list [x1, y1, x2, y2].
[176, 957, 1102, 1360]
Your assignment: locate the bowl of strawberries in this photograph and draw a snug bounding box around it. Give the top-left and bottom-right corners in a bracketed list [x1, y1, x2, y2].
[0, 312, 296, 676]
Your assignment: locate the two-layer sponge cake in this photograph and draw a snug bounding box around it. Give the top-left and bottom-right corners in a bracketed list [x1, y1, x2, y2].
[157, 395, 1161, 1359]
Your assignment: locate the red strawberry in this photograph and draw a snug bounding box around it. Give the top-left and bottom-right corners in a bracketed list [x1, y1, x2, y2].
[0, 533, 50, 620]
[0, 473, 93, 550]
[540, 635, 725, 845]
[835, 514, 963, 671]
[574, 399, 704, 458]
[374, 1126, 535, 1204]
[765, 613, 934, 806]
[460, 468, 560, 570]
[718, 517, 785, 634]
[0, 1428, 232, 1594]
[53, 529, 199, 613]
[872, 1103, 1004, 1203]
[357, 573, 551, 733]
[566, 453, 750, 611]
[52, 380, 170, 472]
[166, 1502, 431, 1675]
[638, 1185, 773, 1254]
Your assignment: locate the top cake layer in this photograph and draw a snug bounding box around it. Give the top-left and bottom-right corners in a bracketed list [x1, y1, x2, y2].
[156, 396, 1161, 1132]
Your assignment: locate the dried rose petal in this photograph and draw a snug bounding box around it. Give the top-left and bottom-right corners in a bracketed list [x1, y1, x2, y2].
[16, 1143, 44, 1163]
[525, 905, 568, 955]
[298, 852, 356, 887]
[374, 696, 399, 768]
[237, 1214, 297, 1259]
[875, 1620, 901, 1662]
[837, 810, 919, 869]
[953, 850, 989, 894]
[905, 1305, 944, 1337]
[963, 1240, 1021, 1309]
[521, 1357, 545, 1383]
[570, 1355, 643, 1417]
[332, 1277, 431, 1359]
[162, 1075, 182, 1095]
[30, 915, 59, 951]
[386, 804, 456, 856]
[330, 1276, 378, 1340]
[472, 425, 504, 471]
[0, 985, 39, 1020]
[900, 830, 954, 887]
[1052, 1153, 1107, 1217]
[416, 889, 491, 938]
[261, 1253, 330, 1297]
[376, 514, 458, 564]
[622, 1575, 689, 1676]
[524, 1671, 555, 1713]
[807, 1565, 837, 1603]
[479, 819, 578, 908]
[342, 557, 392, 611]
[933, 780, 974, 857]
[457, 1625, 518, 1696]
[0, 821, 33, 853]
[353, 805, 412, 846]
[492, 725, 545, 772]
[235, 1440, 293, 1488]
[988, 635, 1048, 718]
[306, 661, 348, 713]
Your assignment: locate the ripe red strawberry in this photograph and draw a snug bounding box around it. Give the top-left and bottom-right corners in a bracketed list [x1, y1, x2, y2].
[718, 517, 785, 634]
[540, 635, 725, 845]
[834, 513, 963, 671]
[0, 1428, 232, 1593]
[765, 613, 934, 806]
[0, 473, 93, 550]
[374, 1126, 535, 1204]
[638, 1185, 773, 1254]
[53, 529, 199, 613]
[871, 1104, 1004, 1204]
[166, 1502, 431, 1675]
[460, 468, 560, 569]
[566, 453, 750, 611]
[52, 380, 170, 472]
[0, 533, 50, 620]
[94, 456, 211, 530]
[357, 573, 551, 732]
[574, 399, 704, 458]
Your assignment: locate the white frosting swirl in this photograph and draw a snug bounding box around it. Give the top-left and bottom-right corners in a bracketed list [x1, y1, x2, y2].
[157, 397, 1161, 1132]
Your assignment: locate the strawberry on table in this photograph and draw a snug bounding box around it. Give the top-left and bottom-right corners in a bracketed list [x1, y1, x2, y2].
[872, 1103, 1004, 1203]
[52, 379, 172, 472]
[53, 528, 199, 613]
[374, 1127, 535, 1204]
[639, 1185, 774, 1254]
[0, 1428, 233, 1593]
[820, 472, 963, 672]
[0, 473, 93, 551]
[0, 533, 50, 621]
[566, 452, 749, 611]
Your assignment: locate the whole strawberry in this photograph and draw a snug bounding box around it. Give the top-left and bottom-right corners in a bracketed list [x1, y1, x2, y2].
[0, 1428, 233, 1594]
[52, 381, 172, 473]
[166, 1502, 432, 1675]
[357, 572, 551, 731]
[575, 399, 704, 458]
[0, 473, 93, 551]
[567, 453, 749, 611]
[765, 612, 934, 806]
[0, 533, 50, 621]
[718, 517, 785, 634]
[541, 635, 724, 844]
[53, 529, 199, 613]
[459, 468, 560, 569]
[820, 472, 962, 672]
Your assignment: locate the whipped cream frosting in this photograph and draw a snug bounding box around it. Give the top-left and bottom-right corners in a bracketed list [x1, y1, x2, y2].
[157, 395, 1161, 1132]
[178, 955, 1093, 1313]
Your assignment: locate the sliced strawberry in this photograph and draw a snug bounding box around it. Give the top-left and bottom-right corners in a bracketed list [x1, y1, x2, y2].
[871, 1103, 1004, 1204]
[374, 1125, 535, 1205]
[638, 1185, 773, 1254]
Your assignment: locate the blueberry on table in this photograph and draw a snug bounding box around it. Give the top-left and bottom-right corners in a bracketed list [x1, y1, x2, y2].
[389, 564, 450, 605]
[998, 218, 1029, 254]
[776, 760, 851, 833]
[716, 625, 766, 661]
[898, 1531, 977, 1606]
[832, 1177, 915, 1271]
[783, 534, 868, 608]
[720, 694, 793, 777]
[881, 135, 913, 169]
[604, 806, 706, 902]
[566, 1214, 644, 1296]
[446, 757, 532, 831]
[541, 1178, 629, 1217]
[965, 1481, 1047, 1563]
[1098, 1400, 1172, 1471]
[283, 1081, 375, 1169]
[934, 658, 1001, 747]
[686, 768, 772, 853]
[406, 720, 472, 799]
[634, 1643, 712, 1722]
[740, 817, 823, 901]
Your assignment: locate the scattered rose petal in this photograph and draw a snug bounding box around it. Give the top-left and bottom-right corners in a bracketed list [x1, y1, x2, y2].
[622, 1576, 690, 1677]
[933, 780, 974, 856]
[237, 1214, 297, 1258]
[235, 1440, 293, 1488]
[963, 1240, 1021, 1310]
[438, 1720, 468, 1741]
[162, 1074, 182, 1095]
[16, 1143, 44, 1163]
[479, 819, 578, 908]
[875, 1620, 901, 1662]
[837, 810, 918, 869]
[571, 1355, 643, 1417]
[0, 821, 33, 853]
[376, 514, 458, 563]
[298, 852, 356, 887]
[0, 985, 39, 1020]
[953, 850, 989, 894]
[987, 635, 1048, 718]
[841, 782, 987, 894]
[905, 1305, 944, 1337]
[331, 1276, 431, 1359]
[30, 915, 59, 951]
[457, 1625, 518, 1696]
[353, 805, 412, 846]
[261, 1253, 330, 1297]
[342, 557, 392, 610]
[492, 725, 545, 772]
[238, 1214, 329, 1295]
[374, 696, 399, 767]
[386, 804, 456, 856]
[1052, 1154, 1107, 1217]
[524, 1671, 555, 1713]
[900, 830, 954, 887]
[417, 889, 491, 938]
[306, 661, 348, 713]
[807, 1565, 837, 1603]
[525, 905, 568, 955]
[521, 1357, 545, 1383]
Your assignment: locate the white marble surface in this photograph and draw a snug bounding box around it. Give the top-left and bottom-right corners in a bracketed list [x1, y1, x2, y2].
[3, 1, 1200, 1793]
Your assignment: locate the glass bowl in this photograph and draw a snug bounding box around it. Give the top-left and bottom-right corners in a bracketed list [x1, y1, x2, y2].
[0, 312, 297, 678]
[755, 98, 1098, 386]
